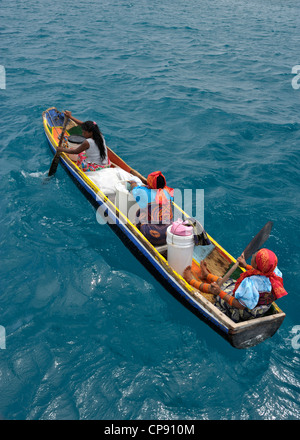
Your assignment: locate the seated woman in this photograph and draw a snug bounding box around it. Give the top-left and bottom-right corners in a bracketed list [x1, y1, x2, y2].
[129, 171, 174, 246]
[183, 248, 287, 323]
[56, 110, 111, 172]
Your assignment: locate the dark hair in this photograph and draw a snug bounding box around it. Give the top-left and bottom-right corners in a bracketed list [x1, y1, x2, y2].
[156, 175, 166, 189]
[82, 120, 106, 160]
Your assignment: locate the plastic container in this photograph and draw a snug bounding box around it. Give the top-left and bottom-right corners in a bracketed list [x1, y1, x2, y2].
[166, 225, 195, 276]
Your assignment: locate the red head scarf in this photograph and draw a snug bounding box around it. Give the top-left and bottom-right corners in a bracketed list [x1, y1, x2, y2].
[233, 248, 288, 299]
[147, 171, 174, 204]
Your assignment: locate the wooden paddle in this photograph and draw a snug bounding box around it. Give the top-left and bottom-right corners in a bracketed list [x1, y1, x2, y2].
[48, 115, 69, 176]
[218, 221, 273, 288]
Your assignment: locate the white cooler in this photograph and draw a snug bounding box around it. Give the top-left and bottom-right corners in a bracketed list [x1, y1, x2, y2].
[167, 225, 194, 276]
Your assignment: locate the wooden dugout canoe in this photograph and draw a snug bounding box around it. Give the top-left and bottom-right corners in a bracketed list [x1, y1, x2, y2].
[42, 107, 286, 349]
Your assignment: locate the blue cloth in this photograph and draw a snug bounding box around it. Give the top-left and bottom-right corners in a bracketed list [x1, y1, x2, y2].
[234, 266, 282, 310]
[131, 186, 153, 208]
[131, 186, 173, 209]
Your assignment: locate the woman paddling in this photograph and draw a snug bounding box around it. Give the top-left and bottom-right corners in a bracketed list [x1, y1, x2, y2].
[57, 110, 111, 171]
[183, 248, 287, 322]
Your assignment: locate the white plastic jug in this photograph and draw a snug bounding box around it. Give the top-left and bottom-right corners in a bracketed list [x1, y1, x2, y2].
[167, 225, 195, 276]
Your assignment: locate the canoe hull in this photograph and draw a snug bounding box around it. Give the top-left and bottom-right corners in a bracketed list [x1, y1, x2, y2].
[43, 108, 286, 349]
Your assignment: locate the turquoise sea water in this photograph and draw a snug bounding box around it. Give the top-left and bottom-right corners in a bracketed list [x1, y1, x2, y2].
[0, 0, 299, 420]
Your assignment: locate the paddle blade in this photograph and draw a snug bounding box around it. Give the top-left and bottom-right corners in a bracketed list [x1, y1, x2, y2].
[47, 115, 69, 177]
[48, 152, 61, 176]
[243, 221, 273, 260]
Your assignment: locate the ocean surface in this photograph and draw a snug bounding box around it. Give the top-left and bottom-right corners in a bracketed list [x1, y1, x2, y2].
[0, 0, 299, 420]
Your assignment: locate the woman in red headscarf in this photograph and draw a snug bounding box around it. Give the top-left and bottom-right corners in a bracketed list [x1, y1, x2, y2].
[129, 171, 174, 246]
[183, 248, 287, 322]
